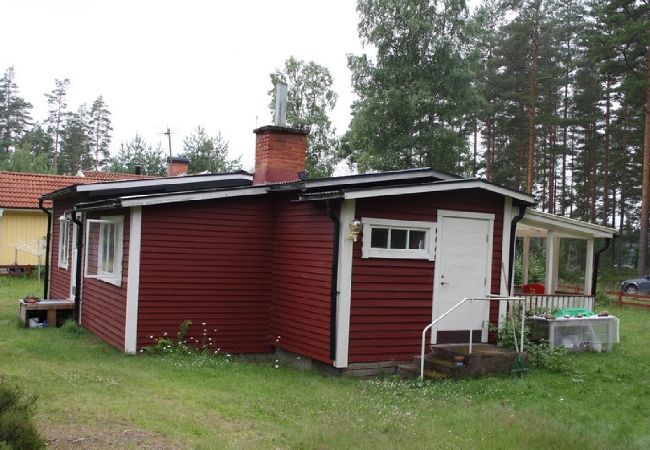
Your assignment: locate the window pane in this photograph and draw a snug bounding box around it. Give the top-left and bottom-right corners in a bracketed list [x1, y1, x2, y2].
[100, 223, 116, 274]
[370, 228, 389, 248]
[390, 229, 407, 249]
[409, 230, 426, 249]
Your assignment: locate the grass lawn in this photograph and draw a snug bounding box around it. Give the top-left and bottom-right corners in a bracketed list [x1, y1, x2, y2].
[2, 277, 650, 449]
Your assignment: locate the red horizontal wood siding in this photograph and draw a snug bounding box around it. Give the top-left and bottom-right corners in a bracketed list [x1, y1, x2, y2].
[348, 190, 504, 363]
[136, 197, 274, 353]
[270, 200, 334, 364]
[80, 209, 130, 351]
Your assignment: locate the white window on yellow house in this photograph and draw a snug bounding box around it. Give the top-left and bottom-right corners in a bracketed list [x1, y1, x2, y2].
[84, 216, 123, 286]
[58, 217, 71, 269]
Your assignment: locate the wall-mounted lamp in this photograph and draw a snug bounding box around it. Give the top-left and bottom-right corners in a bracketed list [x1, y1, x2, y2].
[348, 219, 363, 242]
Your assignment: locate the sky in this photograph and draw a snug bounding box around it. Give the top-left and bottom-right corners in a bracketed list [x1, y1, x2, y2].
[2, 0, 365, 172]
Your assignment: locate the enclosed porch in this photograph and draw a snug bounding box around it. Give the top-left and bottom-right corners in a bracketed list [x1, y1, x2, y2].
[514, 209, 616, 311]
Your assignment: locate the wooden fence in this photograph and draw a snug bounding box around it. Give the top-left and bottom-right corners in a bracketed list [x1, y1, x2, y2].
[521, 294, 594, 312]
[609, 291, 650, 310]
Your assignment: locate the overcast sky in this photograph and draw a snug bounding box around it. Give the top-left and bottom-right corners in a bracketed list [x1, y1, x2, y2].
[2, 0, 364, 171]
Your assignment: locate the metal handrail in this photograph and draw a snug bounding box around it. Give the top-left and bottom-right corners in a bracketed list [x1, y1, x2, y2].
[420, 295, 526, 380]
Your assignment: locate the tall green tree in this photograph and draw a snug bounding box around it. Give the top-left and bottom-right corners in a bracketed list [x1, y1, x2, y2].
[58, 105, 93, 175]
[19, 123, 53, 162]
[45, 78, 70, 171]
[269, 56, 339, 177]
[88, 96, 112, 171]
[108, 134, 166, 176]
[343, 0, 481, 174]
[595, 0, 650, 275]
[0, 66, 32, 155]
[180, 126, 241, 173]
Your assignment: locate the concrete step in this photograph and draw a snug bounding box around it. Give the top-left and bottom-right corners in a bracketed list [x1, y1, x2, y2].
[414, 356, 467, 377]
[397, 363, 448, 381]
[396, 363, 419, 380]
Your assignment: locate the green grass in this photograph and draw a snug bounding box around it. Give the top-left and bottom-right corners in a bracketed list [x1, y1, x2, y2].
[2, 277, 650, 449]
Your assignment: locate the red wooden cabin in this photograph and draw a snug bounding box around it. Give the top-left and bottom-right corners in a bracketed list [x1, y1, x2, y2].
[43, 123, 544, 374]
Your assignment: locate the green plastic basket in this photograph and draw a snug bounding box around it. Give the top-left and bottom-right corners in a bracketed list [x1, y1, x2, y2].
[555, 307, 595, 317]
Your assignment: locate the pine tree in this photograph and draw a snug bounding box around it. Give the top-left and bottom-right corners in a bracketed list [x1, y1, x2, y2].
[58, 105, 93, 175]
[0, 67, 32, 155]
[180, 126, 241, 173]
[595, 0, 650, 275]
[108, 134, 166, 176]
[88, 96, 112, 171]
[45, 78, 70, 171]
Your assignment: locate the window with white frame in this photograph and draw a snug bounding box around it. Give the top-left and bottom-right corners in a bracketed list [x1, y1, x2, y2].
[58, 217, 71, 269]
[362, 217, 436, 260]
[84, 216, 123, 286]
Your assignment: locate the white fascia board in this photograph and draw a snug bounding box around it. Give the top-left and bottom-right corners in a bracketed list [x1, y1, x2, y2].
[120, 186, 268, 207]
[343, 179, 535, 204]
[76, 174, 252, 193]
[521, 209, 615, 239]
[306, 170, 457, 189]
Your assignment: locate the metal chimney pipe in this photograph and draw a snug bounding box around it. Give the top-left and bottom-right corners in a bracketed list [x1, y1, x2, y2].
[274, 82, 288, 127]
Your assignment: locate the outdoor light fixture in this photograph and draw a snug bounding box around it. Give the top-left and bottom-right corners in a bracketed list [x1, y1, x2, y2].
[348, 219, 363, 242]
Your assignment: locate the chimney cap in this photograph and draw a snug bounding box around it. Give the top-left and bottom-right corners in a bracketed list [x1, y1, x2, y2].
[253, 125, 308, 136]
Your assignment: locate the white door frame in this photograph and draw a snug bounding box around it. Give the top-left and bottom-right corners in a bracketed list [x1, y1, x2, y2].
[69, 223, 77, 300]
[431, 209, 494, 344]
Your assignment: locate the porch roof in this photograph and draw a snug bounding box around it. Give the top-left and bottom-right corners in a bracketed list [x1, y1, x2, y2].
[517, 209, 616, 240]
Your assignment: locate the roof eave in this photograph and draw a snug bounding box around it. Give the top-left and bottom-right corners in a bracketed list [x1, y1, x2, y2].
[341, 179, 536, 204]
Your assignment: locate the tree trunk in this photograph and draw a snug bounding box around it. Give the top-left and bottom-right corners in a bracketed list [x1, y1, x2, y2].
[526, 29, 539, 194]
[638, 46, 650, 276]
[620, 102, 629, 268]
[603, 76, 611, 226]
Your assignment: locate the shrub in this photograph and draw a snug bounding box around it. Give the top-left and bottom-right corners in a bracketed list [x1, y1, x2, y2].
[595, 290, 615, 307]
[60, 320, 86, 336]
[526, 340, 575, 373]
[0, 379, 44, 449]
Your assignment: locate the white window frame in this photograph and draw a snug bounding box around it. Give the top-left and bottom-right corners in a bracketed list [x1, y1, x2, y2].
[58, 217, 71, 269]
[84, 215, 124, 287]
[361, 217, 436, 261]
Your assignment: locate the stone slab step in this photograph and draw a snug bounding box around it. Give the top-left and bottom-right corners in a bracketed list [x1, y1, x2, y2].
[397, 363, 448, 381]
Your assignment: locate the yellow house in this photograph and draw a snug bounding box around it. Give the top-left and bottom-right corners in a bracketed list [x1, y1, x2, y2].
[1, 171, 154, 270]
[0, 172, 84, 269]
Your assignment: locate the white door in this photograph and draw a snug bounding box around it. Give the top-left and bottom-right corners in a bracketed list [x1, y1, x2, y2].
[432, 211, 493, 343]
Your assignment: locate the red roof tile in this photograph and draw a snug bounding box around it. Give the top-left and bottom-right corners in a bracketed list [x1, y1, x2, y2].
[80, 170, 158, 180]
[0, 171, 155, 209]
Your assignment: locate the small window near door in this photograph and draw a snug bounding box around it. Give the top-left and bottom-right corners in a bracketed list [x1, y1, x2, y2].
[84, 216, 124, 286]
[362, 217, 436, 260]
[58, 217, 71, 269]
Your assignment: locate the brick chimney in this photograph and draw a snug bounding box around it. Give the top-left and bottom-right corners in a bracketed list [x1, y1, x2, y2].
[167, 156, 189, 176]
[253, 126, 308, 185]
[252, 82, 308, 185]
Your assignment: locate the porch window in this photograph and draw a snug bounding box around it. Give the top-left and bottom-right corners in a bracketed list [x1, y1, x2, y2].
[57, 217, 70, 269]
[84, 216, 123, 286]
[362, 217, 436, 260]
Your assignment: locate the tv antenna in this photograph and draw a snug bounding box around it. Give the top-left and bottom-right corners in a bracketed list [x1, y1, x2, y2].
[163, 126, 173, 158]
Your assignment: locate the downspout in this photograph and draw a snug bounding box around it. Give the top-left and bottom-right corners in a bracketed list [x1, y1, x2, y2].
[326, 199, 341, 361]
[591, 238, 612, 296]
[508, 204, 528, 295]
[71, 212, 84, 323]
[38, 198, 52, 300]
